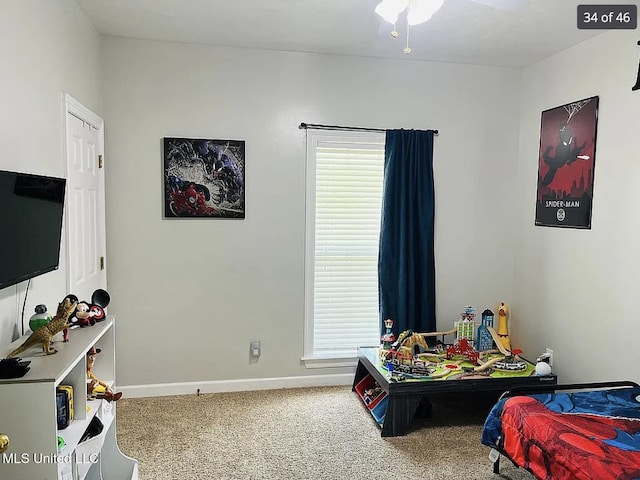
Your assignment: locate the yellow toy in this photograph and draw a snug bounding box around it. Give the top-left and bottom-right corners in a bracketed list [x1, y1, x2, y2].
[497, 302, 511, 351]
[86, 347, 122, 402]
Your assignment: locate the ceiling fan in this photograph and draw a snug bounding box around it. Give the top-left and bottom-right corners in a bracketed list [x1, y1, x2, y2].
[376, 0, 530, 53]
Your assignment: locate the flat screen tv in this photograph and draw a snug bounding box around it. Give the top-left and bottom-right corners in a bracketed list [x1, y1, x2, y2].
[0, 170, 67, 290]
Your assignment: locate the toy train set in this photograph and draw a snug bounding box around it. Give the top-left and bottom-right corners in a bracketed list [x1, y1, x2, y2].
[379, 304, 531, 380]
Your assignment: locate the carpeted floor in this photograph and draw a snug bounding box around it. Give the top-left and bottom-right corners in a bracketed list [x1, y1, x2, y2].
[116, 386, 535, 480]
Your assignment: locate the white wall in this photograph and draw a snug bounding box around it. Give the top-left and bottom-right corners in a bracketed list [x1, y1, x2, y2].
[102, 37, 521, 387]
[513, 30, 640, 383]
[7, 2, 632, 392]
[0, 1, 102, 345]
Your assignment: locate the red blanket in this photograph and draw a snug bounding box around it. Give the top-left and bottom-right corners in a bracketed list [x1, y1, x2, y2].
[497, 395, 640, 480]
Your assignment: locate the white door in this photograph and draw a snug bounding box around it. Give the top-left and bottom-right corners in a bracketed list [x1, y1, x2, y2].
[64, 94, 107, 302]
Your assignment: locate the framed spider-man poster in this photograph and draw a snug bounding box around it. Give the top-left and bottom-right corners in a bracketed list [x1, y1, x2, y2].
[534, 96, 599, 229]
[163, 137, 245, 218]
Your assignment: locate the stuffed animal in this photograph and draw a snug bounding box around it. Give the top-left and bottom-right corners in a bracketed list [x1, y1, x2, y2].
[69, 289, 111, 329]
[70, 301, 94, 328]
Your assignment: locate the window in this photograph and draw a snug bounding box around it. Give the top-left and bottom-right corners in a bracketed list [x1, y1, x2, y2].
[304, 130, 385, 367]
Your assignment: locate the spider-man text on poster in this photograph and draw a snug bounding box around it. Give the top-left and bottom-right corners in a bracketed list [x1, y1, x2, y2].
[535, 96, 599, 228]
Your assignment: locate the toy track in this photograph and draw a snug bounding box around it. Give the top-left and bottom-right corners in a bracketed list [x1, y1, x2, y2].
[486, 326, 512, 356]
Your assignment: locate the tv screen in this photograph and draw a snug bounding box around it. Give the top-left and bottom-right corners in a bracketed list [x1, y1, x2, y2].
[0, 170, 66, 290]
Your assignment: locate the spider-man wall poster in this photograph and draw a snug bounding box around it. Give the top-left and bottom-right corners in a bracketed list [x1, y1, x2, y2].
[633, 40, 640, 91]
[535, 96, 599, 228]
[163, 137, 245, 218]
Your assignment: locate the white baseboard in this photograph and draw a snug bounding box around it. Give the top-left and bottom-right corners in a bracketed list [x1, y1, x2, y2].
[119, 373, 355, 398]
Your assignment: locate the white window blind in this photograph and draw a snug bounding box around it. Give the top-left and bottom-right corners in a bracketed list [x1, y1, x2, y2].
[304, 130, 385, 362]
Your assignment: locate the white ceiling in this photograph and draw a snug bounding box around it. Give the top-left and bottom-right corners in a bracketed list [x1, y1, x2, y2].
[75, 0, 618, 67]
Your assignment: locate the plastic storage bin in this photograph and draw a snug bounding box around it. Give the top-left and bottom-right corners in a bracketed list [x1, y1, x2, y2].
[354, 374, 386, 409]
[371, 395, 389, 425]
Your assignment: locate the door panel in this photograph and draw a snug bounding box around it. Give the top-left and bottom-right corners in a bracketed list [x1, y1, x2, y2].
[65, 108, 106, 302]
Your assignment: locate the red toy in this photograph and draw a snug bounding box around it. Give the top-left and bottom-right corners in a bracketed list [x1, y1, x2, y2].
[446, 338, 480, 364]
[69, 289, 110, 329]
[70, 301, 93, 328]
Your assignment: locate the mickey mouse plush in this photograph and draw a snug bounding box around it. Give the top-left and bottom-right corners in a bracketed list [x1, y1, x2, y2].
[69, 289, 111, 329]
[70, 301, 93, 328]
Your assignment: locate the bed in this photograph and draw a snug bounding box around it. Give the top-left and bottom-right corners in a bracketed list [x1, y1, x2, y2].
[481, 381, 640, 480]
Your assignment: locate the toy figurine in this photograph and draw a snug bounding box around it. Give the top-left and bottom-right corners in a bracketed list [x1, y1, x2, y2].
[7, 296, 77, 358]
[363, 384, 383, 405]
[86, 347, 122, 402]
[380, 318, 396, 349]
[70, 301, 93, 328]
[29, 304, 52, 332]
[497, 302, 511, 351]
[70, 289, 111, 329]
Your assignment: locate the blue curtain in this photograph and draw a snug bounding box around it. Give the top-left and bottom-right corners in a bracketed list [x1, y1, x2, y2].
[378, 129, 436, 336]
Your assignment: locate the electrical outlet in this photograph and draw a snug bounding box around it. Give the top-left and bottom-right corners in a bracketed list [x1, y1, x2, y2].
[545, 348, 553, 367]
[250, 340, 261, 357]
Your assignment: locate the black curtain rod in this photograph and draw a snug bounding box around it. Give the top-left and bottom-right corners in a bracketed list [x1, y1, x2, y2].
[299, 122, 438, 135]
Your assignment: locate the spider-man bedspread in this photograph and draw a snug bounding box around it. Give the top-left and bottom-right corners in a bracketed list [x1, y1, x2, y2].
[481, 386, 640, 480]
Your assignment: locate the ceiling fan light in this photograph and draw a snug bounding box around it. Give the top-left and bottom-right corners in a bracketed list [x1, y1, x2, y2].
[375, 0, 409, 24]
[406, 0, 445, 25]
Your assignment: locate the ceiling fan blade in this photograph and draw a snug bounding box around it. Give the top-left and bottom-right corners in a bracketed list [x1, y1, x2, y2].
[469, 0, 530, 11]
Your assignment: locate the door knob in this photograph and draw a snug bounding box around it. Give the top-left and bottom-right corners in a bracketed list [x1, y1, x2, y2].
[0, 433, 9, 454]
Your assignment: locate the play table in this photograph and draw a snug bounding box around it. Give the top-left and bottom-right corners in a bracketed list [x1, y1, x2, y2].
[352, 346, 557, 437]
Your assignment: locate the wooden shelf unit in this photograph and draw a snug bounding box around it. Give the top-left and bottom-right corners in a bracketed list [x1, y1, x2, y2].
[0, 317, 138, 480]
